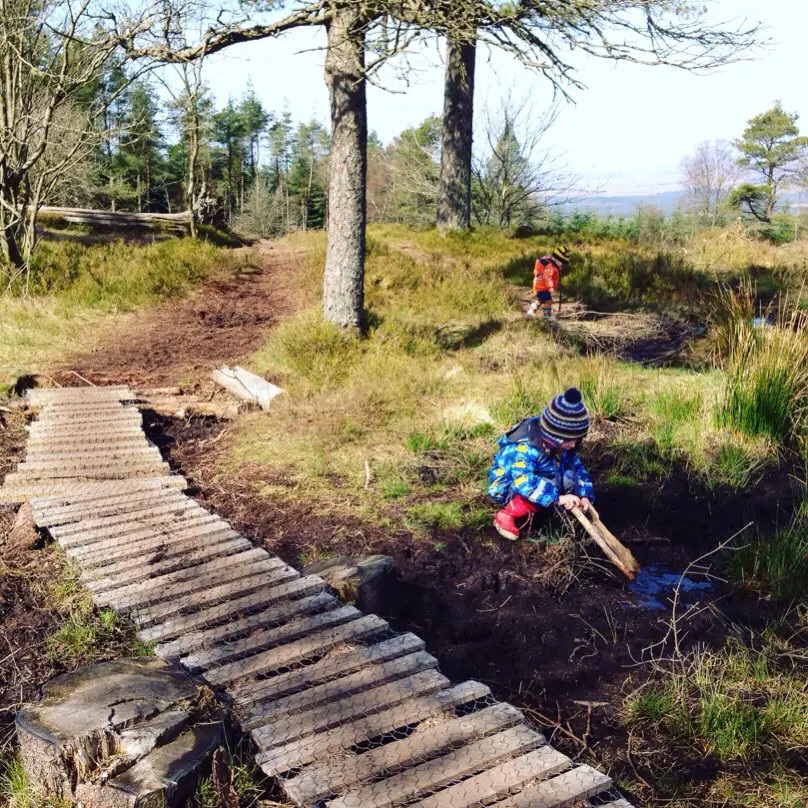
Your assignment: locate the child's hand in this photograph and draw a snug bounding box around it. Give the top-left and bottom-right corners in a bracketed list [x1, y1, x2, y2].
[558, 494, 581, 510]
[579, 497, 592, 513]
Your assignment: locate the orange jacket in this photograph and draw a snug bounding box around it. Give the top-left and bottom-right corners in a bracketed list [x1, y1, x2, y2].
[533, 257, 559, 293]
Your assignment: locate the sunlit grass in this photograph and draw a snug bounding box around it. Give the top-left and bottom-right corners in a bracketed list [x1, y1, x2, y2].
[0, 238, 246, 387]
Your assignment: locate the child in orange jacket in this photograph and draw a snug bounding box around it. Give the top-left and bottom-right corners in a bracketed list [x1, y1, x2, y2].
[528, 245, 570, 319]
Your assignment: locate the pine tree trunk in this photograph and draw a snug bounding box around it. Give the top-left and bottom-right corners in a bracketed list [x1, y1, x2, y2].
[436, 37, 476, 232]
[322, 5, 367, 331]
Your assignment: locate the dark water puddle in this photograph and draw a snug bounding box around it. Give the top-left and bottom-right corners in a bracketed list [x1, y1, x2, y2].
[628, 565, 713, 610]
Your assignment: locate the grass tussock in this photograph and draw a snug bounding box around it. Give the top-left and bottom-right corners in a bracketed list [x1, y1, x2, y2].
[43, 557, 151, 665]
[713, 285, 808, 445]
[625, 633, 808, 806]
[0, 758, 71, 808]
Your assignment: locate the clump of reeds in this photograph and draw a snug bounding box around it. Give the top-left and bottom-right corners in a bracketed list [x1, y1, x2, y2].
[713, 282, 808, 445]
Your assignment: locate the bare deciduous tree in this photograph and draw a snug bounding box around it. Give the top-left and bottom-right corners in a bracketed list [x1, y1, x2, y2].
[0, 0, 137, 281]
[681, 140, 741, 223]
[472, 96, 578, 230]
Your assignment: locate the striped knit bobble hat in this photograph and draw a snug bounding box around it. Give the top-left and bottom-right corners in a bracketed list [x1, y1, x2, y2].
[540, 387, 589, 446]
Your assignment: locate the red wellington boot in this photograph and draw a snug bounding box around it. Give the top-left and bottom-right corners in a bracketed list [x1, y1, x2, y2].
[494, 494, 538, 541]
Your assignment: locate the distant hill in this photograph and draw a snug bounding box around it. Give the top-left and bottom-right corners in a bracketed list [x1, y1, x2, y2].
[564, 191, 686, 216]
[564, 189, 807, 217]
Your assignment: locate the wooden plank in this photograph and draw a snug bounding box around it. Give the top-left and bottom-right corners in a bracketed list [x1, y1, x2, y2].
[31, 412, 131, 423]
[256, 682, 491, 777]
[69, 519, 232, 568]
[26, 435, 149, 450]
[61, 511, 224, 553]
[26, 425, 145, 440]
[180, 605, 363, 672]
[413, 746, 572, 808]
[154, 592, 337, 658]
[138, 575, 327, 643]
[82, 535, 249, 589]
[27, 386, 131, 404]
[22, 443, 157, 459]
[31, 409, 140, 423]
[243, 651, 438, 730]
[54, 498, 206, 541]
[16, 459, 169, 477]
[492, 765, 612, 808]
[285, 703, 525, 805]
[131, 567, 301, 627]
[94, 548, 274, 606]
[252, 670, 451, 750]
[99, 556, 286, 612]
[27, 422, 144, 437]
[29, 477, 179, 509]
[231, 633, 426, 708]
[34, 486, 187, 525]
[327, 725, 544, 808]
[205, 614, 389, 687]
[5, 464, 170, 484]
[0, 476, 185, 504]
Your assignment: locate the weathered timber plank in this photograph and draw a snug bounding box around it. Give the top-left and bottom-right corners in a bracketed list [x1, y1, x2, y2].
[205, 614, 389, 687]
[180, 605, 363, 672]
[15, 460, 169, 479]
[243, 651, 438, 730]
[0, 476, 185, 504]
[29, 477, 178, 509]
[26, 387, 131, 405]
[493, 764, 612, 808]
[24, 446, 161, 463]
[413, 746, 572, 808]
[256, 682, 491, 777]
[154, 592, 337, 658]
[70, 520, 233, 568]
[284, 703, 525, 805]
[82, 535, 249, 589]
[100, 556, 286, 612]
[131, 567, 301, 628]
[5, 463, 170, 484]
[63, 512, 226, 554]
[251, 670, 451, 750]
[26, 435, 149, 451]
[94, 548, 274, 606]
[33, 486, 188, 525]
[327, 725, 544, 808]
[231, 633, 426, 708]
[54, 498, 207, 541]
[139, 575, 327, 644]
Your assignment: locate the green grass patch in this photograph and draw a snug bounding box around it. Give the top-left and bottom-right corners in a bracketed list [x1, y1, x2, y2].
[0, 757, 71, 808]
[731, 522, 808, 601]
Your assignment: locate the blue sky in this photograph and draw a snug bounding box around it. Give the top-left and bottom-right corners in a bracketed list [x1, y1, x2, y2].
[201, 0, 806, 196]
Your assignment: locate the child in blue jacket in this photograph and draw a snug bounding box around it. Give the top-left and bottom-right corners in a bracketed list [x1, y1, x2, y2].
[488, 387, 594, 541]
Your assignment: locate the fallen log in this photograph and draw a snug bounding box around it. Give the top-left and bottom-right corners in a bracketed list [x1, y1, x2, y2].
[211, 366, 284, 412]
[570, 507, 637, 580]
[138, 396, 240, 420]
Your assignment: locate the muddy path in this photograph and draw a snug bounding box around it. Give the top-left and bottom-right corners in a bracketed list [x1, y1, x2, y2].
[53, 241, 307, 387]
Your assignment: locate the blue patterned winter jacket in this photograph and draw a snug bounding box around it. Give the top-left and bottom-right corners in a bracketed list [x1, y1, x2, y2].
[487, 417, 595, 507]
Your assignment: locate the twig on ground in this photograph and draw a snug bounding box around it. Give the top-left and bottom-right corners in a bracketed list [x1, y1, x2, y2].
[64, 370, 96, 386]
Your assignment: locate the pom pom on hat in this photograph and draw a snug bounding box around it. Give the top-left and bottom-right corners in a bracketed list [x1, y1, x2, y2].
[540, 387, 589, 445]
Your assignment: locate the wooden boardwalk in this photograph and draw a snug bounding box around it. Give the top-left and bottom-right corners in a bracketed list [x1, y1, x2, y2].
[2, 386, 631, 808]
